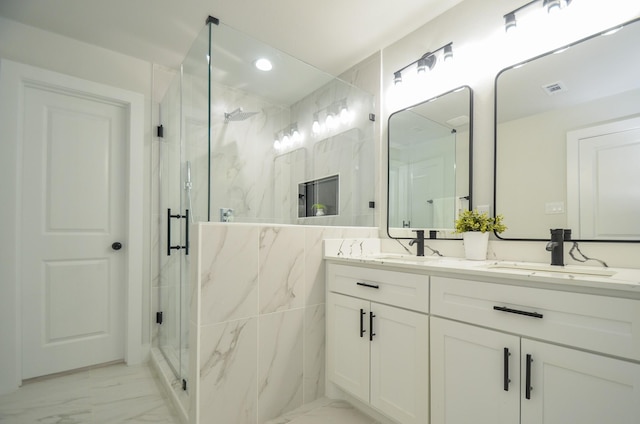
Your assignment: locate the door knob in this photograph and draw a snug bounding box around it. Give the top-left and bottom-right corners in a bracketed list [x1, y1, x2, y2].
[111, 242, 123, 251]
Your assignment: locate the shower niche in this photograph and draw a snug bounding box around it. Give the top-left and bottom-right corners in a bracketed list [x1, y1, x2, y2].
[298, 174, 339, 217]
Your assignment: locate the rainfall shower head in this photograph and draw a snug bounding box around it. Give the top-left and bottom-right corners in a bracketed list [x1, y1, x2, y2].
[224, 107, 259, 123]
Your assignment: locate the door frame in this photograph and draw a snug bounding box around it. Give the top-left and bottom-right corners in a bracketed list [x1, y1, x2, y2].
[0, 59, 144, 394]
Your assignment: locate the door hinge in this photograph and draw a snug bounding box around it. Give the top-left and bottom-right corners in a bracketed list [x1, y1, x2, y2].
[157, 124, 164, 138]
[156, 311, 163, 325]
[182, 379, 188, 391]
[369, 113, 376, 122]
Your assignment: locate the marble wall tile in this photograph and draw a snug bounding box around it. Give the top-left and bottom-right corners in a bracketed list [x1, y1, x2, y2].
[199, 224, 259, 325]
[259, 226, 305, 314]
[303, 304, 325, 403]
[199, 318, 258, 424]
[304, 226, 379, 306]
[303, 227, 327, 307]
[258, 309, 304, 424]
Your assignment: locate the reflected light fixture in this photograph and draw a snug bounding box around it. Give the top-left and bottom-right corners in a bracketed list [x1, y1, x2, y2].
[504, 0, 572, 33]
[392, 42, 452, 86]
[273, 133, 281, 149]
[312, 113, 321, 134]
[291, 124, 301, 143]
[255, 58, 273, 71]
[339, 102, 350, 123]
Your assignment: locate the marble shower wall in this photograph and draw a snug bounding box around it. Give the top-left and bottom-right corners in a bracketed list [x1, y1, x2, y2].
[189, 223, 378, 424]
[208, 77, 376, 226]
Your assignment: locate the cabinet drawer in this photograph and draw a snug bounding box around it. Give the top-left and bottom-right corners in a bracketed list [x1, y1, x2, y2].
[327, 263, 429, 313]
[431, 276, 640, 361]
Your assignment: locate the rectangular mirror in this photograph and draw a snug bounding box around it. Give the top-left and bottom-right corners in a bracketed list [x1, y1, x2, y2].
[388, 86, 473, 239]
[495, 18, 640, 241]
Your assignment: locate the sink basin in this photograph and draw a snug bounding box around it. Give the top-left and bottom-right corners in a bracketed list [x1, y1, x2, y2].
[487, 262, 616, 277]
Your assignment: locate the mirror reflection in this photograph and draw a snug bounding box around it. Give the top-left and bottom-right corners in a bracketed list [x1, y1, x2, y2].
[388, 86, 472, 239]
[495, 17, 640, 241]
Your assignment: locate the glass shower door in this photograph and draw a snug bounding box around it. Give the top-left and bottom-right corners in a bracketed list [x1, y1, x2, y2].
[157, 21, 211, 388]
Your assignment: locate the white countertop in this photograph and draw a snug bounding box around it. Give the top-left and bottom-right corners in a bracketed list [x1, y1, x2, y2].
[323, 239, 640, 298]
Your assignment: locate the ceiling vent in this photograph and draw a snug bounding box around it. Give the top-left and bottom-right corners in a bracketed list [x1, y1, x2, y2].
[542, 81, 568, 96]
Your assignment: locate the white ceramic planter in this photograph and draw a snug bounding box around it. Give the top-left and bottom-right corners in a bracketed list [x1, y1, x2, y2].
[463, 231, 489, 260]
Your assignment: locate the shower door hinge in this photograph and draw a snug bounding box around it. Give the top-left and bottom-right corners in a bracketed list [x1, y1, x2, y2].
[182, 379, 188, 391]
[157, 124, 164, 138]
[156, 311, 163, 325]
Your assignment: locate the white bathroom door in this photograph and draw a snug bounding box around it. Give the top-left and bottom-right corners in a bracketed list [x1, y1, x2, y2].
[20, 81, 127, 379]
[567, 118, 640, 239]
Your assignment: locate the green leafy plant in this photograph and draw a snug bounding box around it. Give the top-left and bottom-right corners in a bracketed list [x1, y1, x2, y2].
[311, 203, 326, 211]
[455, 209, 507, 234]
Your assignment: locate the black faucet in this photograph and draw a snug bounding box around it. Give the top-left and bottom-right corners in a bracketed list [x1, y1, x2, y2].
[409, 230, 425, 257]
[546, 228, 565, 266]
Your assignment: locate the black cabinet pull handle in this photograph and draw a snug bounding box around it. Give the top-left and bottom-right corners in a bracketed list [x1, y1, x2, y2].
[525, 354, 533, 399]
[493, 306, 543, 319]
[356, 281, 379, 289]
[359, 309, 366, 338]
[369, 312, 376, 341]
[503, 348, 510, 391]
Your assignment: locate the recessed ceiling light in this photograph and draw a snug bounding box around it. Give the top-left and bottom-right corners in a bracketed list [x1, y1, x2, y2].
[254, 58, 273, 71]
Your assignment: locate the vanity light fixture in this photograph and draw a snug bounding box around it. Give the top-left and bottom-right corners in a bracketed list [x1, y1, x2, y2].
[505, 13, 517, 33]
[393, 71, 402, 86]
[274, 123, 304, 151]
[504, 0, 572, 33]
[392, 42, 452, 86]
[443, 44, 454, 62]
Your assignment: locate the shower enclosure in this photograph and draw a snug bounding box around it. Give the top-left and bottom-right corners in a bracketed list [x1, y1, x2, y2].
[155, 16, 375, 397]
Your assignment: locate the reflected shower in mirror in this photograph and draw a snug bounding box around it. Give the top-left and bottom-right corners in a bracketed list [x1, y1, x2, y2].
[388, 86, 473, 239]
[495, 17, 640, 241]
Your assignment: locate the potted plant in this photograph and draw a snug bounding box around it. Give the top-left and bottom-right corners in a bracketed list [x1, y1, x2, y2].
[312, 203, 327, 216]
[455, 209, 507, 260]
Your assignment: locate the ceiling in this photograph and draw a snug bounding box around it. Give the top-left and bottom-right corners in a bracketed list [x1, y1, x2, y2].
[0, 0, 463, 76]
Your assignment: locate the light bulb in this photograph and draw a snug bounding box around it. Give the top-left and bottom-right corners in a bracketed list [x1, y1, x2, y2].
[393, 71, 402, 86]
[292, 127, 301, 143]
[273, 139, 281, 149]
[505, 13, 517, 33]
[339, 102, 349, 123]
[282, 133, 290, 147]
[325, 113, 335, 129]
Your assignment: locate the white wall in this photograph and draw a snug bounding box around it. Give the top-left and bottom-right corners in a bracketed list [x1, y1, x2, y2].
[0, 16, 155, 375]
[379, 0, 640, 267]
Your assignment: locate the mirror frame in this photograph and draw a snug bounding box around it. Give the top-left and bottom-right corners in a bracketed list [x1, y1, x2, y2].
[493, 17, 640, 242]
[387, 85, 474, 240]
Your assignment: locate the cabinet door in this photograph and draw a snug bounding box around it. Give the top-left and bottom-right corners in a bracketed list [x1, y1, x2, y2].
[326, 292, 370, 403]
[430, 317, 520, 424]
[370, 302, 429, 424]
[521, 339, 640, 424]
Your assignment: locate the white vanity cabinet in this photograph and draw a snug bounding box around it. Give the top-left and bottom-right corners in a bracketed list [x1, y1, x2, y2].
[326, 263, 429, 424]
[430, 276, 640, 424]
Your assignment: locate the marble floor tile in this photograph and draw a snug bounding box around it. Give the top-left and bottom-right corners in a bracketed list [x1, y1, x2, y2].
[0, 362, 181, 424]
[265, 398, 381, 424]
